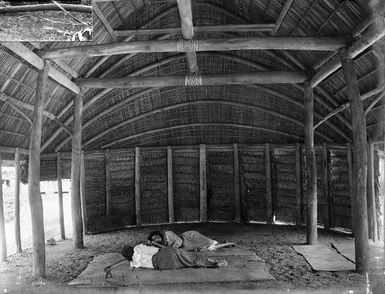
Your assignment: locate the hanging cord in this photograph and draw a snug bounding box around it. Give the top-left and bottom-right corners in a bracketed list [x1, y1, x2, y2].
[51, 0, 91, 27]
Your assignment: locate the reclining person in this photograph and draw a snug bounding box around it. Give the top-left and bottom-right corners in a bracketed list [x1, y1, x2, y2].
[104, 243, 228, 275]
[147, 230, 235, 251]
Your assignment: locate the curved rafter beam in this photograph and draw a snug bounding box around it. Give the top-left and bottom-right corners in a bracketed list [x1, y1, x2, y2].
[0, 4, 92, 14]
[47, 52, 351, 153]
[80, 100, 333, 149]
[101, 123, 304, 149]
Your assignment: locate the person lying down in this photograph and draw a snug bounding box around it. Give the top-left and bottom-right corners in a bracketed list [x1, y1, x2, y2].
[104, 243, 228, 276]
[147, 230, 236, 251]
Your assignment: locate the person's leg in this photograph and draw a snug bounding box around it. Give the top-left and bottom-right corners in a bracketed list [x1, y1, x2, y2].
[213, 242, 236, 250]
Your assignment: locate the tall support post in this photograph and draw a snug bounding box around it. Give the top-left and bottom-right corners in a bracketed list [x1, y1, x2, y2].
[71, 89, 84, 249]
[347, 143, 354, 234]
[167, 146, 174, 224]
[265, 143, 273, 224]
[105, 149, 111, 216]
[57, 152, 65, 240]
[367, 140, 377, 241]
[233, 144, 240, 223]
[0, 154, 7, 262]
[80, 151, 87, 234]
[28, 61, 49, 278]
[322, 144, 330, 230]
[295, 143, 302, 225]
[199, 144, 207, 222]
[14, 148, 22, 253]
[340, 50, 369, 274]
[305, 80, 317, 245]
[135, 147, 141, 226]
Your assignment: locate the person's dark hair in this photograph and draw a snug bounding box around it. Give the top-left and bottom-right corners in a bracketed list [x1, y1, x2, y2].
[147, 230, 164, 242]
[121, 245, 134, 261]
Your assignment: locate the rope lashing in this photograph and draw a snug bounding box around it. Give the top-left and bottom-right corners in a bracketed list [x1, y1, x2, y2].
[177, 38, 199, 52]
[185, 73, 202, 86]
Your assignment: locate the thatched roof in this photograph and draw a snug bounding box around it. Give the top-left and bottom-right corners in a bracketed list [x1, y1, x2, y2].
[0, 0, 384, 160]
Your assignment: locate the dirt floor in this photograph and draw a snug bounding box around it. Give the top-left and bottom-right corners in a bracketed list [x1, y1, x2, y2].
[0, 10, 91, 41]
[0, 223, 384, 293]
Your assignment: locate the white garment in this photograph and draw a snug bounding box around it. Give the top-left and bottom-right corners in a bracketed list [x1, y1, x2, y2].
[130, 244, 159, 268]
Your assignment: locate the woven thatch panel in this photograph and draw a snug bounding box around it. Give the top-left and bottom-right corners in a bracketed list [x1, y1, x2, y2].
[329, 147, 352, 229]
[140, 149, 168, 224]
[272, 146, 297, 223]
[207, 149, 234, 221]
[40, 157, 57, 181]
[173, 149, 200, 222]
[109, 150, 135, 223]
[239, 146, 267, 222]
[84, 152, 106, 219]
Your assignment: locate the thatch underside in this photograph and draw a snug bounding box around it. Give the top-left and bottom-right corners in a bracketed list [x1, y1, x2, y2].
[0, 0, 385, 160]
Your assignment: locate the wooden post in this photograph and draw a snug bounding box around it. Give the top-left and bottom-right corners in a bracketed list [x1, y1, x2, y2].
[200, 144, 207, 222]
[28, 61, 49, 278]
[233, 144, 240, 223]
[105, 149, 111, 216]
[322, 144, 330, 230]
[265, 143, 273, 224]
[341, 50, 369, 274]
[305, 80, 318, 245]
[135, 147, 141, 226]
[0, 154, 7, 262]
[80, 151, 87, 234]
[167, 147, 174, 224]
[14, 148, 22, 253]
[57, 152, 65, 240]
[295, 143, 302, 226]
[347, 143, 354, 234]
[71, 89, 84, 249]
[367, 140, 377, 241]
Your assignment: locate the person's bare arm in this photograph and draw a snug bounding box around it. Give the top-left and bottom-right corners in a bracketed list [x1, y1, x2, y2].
[104, 258, 130, 275]
[148, 240, 165, 248]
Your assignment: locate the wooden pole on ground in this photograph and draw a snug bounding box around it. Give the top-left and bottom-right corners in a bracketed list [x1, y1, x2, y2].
[367, 140, 377, 241]
[28, 61, 49, 278]
[14, 148, 22, 253]
[135, 147, 141, 226]
[70, 90, 84, 249]
[305, 80, 317, 245]
[322, 144, 330, 230]
[265, 143, 273, 224]
[0, 154, 7, 262]
[167, 146, 174, 224]
[200, 144, 207, 222]
[295, 143, 302, 225]
[233, 143, 241, 223]
[340, 49, 369, 274]
[57, 152, 65, 240]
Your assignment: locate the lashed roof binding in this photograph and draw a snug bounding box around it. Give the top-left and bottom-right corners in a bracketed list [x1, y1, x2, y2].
[0, 0, 384, 160]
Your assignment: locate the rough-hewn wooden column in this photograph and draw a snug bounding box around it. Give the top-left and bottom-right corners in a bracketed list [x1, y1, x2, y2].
[105, 149, 111, 216]
[71, 89, 85, 249]
[233, 143, 240, 223]
[265, 143, 273, 224]
[305, 81, 317, 245]
[367, 139, 376, 241]
[199, 144, 207, 222]
[57, 152, 65, 240]
[28, 61, 49, 278]
[295, 143, 302, 225]
[340, 49, 369, 274]
[0, 154, 7, 262]
[167, 146, 174, 224]
[322, 144, 330, 230]
[14, 148, 22, 253]
[135, 147, 141, 226]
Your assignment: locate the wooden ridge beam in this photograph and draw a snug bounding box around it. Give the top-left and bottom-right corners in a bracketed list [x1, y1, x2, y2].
[114, 23, 276, 36]
[39, 37, 349, 59]
[77, 71, 308, 88]
[1, 42, 80, 94]
[0, 4, 92, 14]
[0, 146, 29, 155]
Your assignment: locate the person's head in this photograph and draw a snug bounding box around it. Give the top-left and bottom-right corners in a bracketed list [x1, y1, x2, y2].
[121, 245, 134, 261]
[147, 230, 164, 244]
